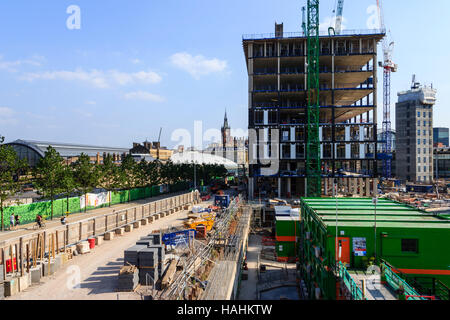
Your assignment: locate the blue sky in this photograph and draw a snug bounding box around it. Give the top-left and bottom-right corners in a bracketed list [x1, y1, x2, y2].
[1, 0, 449, 148]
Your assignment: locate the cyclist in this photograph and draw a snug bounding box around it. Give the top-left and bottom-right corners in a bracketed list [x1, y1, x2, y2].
[36, 214, 43, 228]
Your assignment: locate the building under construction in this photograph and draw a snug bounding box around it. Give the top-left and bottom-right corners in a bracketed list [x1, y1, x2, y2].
[243, 22, 385, 199]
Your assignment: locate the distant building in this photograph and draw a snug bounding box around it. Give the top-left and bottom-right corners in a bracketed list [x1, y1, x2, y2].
[433, 127, 449, 147]
[434, 146, 450, 180]
[205, 111, 248, 167]
[130, 141, 173, 161]
[5, 139, 129, 167]
[395, 81, 437, 183]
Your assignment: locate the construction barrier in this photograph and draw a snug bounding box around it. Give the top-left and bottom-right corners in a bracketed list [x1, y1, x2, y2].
[1, 182, 191, 227]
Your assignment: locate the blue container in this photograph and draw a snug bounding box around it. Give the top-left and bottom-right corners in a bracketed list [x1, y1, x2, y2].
[214, 195, 230, 208]
[162, 229, 196, 247]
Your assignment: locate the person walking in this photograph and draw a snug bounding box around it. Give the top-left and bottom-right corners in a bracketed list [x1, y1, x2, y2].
[9, 213, 15, 231]
[14, 215, 20, 229]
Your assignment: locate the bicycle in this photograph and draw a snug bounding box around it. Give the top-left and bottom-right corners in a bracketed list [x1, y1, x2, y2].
[33, 220, 47, 230]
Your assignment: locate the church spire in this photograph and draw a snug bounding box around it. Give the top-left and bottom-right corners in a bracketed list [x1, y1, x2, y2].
[223, 109, 229, 129]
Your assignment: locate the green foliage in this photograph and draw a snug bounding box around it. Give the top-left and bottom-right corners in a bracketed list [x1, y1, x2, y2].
[98, 154, 119, 207]
[73, 153, 100, 212]
[0, 140, 25, 230]
[34, 146, 65, 219]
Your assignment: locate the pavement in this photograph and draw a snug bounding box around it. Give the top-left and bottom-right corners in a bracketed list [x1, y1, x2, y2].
[238, 234, 261, 300]
[0, 191, 187, 244]
[6, 198, 201, 300]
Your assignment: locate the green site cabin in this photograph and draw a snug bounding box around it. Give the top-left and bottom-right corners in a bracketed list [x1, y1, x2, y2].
[298, 197, 450, 300]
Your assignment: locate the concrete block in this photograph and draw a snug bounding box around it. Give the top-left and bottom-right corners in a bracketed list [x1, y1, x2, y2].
[76, 241, 90, 254]
[147, 217, 154, 223]
[30, 266, 42, 284]
[154, 214, 160, 220]
[3, 278, 19, 297]
[42, 260, 56, 276]
[125, 224, 133, 232]
[160, 212, 166, 218]
[18, 274, 29, 291]
[133, 221, 140, 229]
[95, 236, 104, 246]
[54, 255, 62, 271]
[115, 227, 125, 236]
[104, 231, 114, 240]
[60, 252, 69, 265]
[140, 219, 147, 226]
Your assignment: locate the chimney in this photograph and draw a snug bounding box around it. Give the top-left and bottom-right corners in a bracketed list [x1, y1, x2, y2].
[275, 22, 284, 38]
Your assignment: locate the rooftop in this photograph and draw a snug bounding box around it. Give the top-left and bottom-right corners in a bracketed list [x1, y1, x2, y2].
[301, 198, 450, 229]
[6, 139, 129, 158]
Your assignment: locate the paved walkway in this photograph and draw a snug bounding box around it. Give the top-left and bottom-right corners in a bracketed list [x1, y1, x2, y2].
[349, 270, 397, 300]
[238, 234, 261, 300]
[0, 191, 188, 245]
[6, 204, 197, 300]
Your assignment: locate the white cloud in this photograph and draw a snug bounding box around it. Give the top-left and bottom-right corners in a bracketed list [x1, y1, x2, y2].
[0, 107, 17, 125]
[20, 68, 162, 88]
[124, 91, 165, 103]
[170, 52, 228, 79]
[131, 58, 141, 64]
[86, 101, 97, 105]
[0, 55, 44, 72]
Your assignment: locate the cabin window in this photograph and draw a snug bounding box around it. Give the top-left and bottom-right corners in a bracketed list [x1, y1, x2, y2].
[401, 239, 418, 253]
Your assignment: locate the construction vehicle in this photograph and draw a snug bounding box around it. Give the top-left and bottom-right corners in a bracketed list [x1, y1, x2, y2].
[184, 212, 216, 232]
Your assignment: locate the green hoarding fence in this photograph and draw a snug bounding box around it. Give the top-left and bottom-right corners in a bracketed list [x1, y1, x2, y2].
[1, 182, 190, 228]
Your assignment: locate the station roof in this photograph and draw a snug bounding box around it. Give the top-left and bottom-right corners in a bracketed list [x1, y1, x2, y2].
[301, 198, 450, 229]
[7, 139, 129, 158]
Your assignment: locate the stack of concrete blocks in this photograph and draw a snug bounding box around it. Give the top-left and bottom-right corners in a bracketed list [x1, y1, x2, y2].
[124, 245, 147, 267]
[137, 247, 159, 285]
[118, 266, 139, 292]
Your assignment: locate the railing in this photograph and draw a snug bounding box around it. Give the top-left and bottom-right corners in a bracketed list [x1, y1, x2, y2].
[243, 29, 386, 40]
[0, 191, 199, 280]
[338, 261, 366, 300]
[380, 261, 426, 300]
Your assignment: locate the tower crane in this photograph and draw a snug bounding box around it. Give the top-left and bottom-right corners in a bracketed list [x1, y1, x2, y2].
[376, 0, 397, 179]
[334, 0, 344, 35]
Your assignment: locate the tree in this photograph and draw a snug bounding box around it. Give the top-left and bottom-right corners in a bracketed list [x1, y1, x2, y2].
[146, 161, 161, 187]
[73, 153, 99, 212]
[59, 163, 77, 214]
[0, 138, 23, 230]
[118, 154, 137, 202]
[98, 154, 119, 207]
[34, 146, 64, 220]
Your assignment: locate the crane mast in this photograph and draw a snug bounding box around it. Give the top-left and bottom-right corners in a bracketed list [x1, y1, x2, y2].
[377, 0, 396, 179]
[305, 0, 321, 197]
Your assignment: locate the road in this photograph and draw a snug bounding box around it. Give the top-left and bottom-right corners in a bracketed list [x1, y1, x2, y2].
[6, 203, 197, 300]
